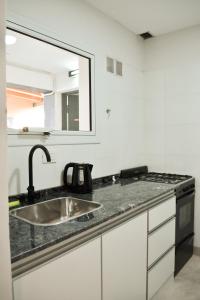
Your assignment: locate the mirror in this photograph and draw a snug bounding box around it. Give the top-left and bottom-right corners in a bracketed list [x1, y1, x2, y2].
[6, 28, 93, 133]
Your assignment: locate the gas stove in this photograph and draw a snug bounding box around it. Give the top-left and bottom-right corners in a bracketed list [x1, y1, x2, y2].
[120, 166, 194, 199]
[139, 172, 192, 185]
[120, 166, 192, 185]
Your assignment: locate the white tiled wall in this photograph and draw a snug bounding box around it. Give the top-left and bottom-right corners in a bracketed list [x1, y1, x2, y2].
[144, 26, 200, 247]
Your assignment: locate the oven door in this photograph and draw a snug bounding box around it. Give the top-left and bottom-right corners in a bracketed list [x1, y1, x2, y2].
[176, 191, 195, 245]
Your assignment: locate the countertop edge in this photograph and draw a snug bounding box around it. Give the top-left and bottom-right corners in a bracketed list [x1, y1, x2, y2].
[12, 189, 175, 278]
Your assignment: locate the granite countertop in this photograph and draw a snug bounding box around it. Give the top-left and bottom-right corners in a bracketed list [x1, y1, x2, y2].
[10, 178, 175, 265]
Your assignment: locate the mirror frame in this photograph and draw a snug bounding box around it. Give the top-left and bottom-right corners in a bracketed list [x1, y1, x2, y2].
[6, 21, 96, 137]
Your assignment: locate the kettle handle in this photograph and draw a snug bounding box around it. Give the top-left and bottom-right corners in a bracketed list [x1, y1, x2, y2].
[84, 164, 93, 192]
[63, 163, 75, 187]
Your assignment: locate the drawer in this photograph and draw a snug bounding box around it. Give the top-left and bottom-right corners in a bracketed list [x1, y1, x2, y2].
[148, 218, 175, 267]
[148, 248, 175, 300]
[148, 197, 176, 232]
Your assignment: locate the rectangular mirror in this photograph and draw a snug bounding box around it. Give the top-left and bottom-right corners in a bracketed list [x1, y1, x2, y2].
[6, 27, 94, 134]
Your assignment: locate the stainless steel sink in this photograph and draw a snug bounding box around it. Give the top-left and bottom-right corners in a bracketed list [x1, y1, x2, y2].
[10, 197, 102, 226]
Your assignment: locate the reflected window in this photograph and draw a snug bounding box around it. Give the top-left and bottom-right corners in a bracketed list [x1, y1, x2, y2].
[6, 28, 92, 132]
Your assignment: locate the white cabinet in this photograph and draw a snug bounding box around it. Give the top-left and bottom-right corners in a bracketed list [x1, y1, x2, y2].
[13, 238, 101, 300]
[147, 197, 176, 300]
[148, 197, 176, 232]
[148, 218, 175, 267]
[13, 196, 176, 300]
[148, 248, 175, 300]
[102, 212, 147, 300]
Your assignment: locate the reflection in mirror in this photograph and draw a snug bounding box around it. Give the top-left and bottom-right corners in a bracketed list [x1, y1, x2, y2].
[6, 28, 92, 132]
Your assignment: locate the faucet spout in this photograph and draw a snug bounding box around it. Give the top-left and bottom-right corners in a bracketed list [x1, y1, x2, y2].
[27, 144, 51, 204]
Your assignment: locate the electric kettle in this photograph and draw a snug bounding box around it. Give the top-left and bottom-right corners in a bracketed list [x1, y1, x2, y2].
[63, 162, 93, 193]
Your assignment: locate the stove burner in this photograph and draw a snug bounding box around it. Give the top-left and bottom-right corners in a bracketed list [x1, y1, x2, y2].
[120, 166, 192, 185]
[140, 172, 192, 184]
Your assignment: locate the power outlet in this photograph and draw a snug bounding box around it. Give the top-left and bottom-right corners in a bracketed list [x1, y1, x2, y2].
[42, 152, 56, 164]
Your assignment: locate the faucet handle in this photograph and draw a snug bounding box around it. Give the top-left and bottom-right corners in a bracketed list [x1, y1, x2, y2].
[27, 185, 35, 204]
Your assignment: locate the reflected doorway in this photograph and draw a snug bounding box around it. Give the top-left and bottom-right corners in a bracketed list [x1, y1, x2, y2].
[62, 91, 79, 131]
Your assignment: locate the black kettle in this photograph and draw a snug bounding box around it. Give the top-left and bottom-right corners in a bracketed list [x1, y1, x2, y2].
[63, 163, 93, 193]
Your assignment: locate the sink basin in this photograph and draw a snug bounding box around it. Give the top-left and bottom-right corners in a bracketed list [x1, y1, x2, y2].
[10, 197, 102, 226]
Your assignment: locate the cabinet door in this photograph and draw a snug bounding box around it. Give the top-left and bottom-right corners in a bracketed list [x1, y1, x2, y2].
[13, 238, 101, 300]
[102, 212, 147, 300]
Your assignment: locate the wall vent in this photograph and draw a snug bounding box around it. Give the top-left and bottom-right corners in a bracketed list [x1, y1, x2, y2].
[106, 57, 114, 73]
[140, 32, 153, 40]
[116, 61, 123, 76]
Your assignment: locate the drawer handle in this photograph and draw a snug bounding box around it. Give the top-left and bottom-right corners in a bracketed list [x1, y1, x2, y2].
[148, 216, 176, 235]
[148, 246, 175, 271]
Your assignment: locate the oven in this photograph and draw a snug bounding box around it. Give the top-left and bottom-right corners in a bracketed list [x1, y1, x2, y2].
[175, 188, 195, 275]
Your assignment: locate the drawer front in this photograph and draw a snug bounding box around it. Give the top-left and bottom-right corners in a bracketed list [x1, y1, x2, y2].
[148, 218, 175, 267]
[149, 197, 176, 232]
[148, 248, 175, 300]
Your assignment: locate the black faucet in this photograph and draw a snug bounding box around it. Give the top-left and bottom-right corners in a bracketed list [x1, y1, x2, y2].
[27, 144, 51, 204]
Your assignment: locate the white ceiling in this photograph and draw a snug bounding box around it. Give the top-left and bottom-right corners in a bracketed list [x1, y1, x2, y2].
[6, 29, 79, 74]
[84, 0, 200, 36]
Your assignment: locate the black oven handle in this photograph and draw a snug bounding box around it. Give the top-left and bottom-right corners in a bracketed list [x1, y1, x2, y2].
[176, 190, 195, 201]
[176, 232, 194, 249]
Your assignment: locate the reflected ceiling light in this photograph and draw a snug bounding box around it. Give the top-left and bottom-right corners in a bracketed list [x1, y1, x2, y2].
[5, 35, 17, 45]
[69, 69, 79, 77]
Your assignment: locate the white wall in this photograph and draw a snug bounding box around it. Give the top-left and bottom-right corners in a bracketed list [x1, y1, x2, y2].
[144, 25, 200, 247]
[7, 64, 53, 90]
[7, 0, 145, 195]
[0, 0, 13, 298]
[55, 72, 78, 92]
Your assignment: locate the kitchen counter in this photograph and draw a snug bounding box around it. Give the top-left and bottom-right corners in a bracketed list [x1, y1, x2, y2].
[10, 178, 175, 276]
